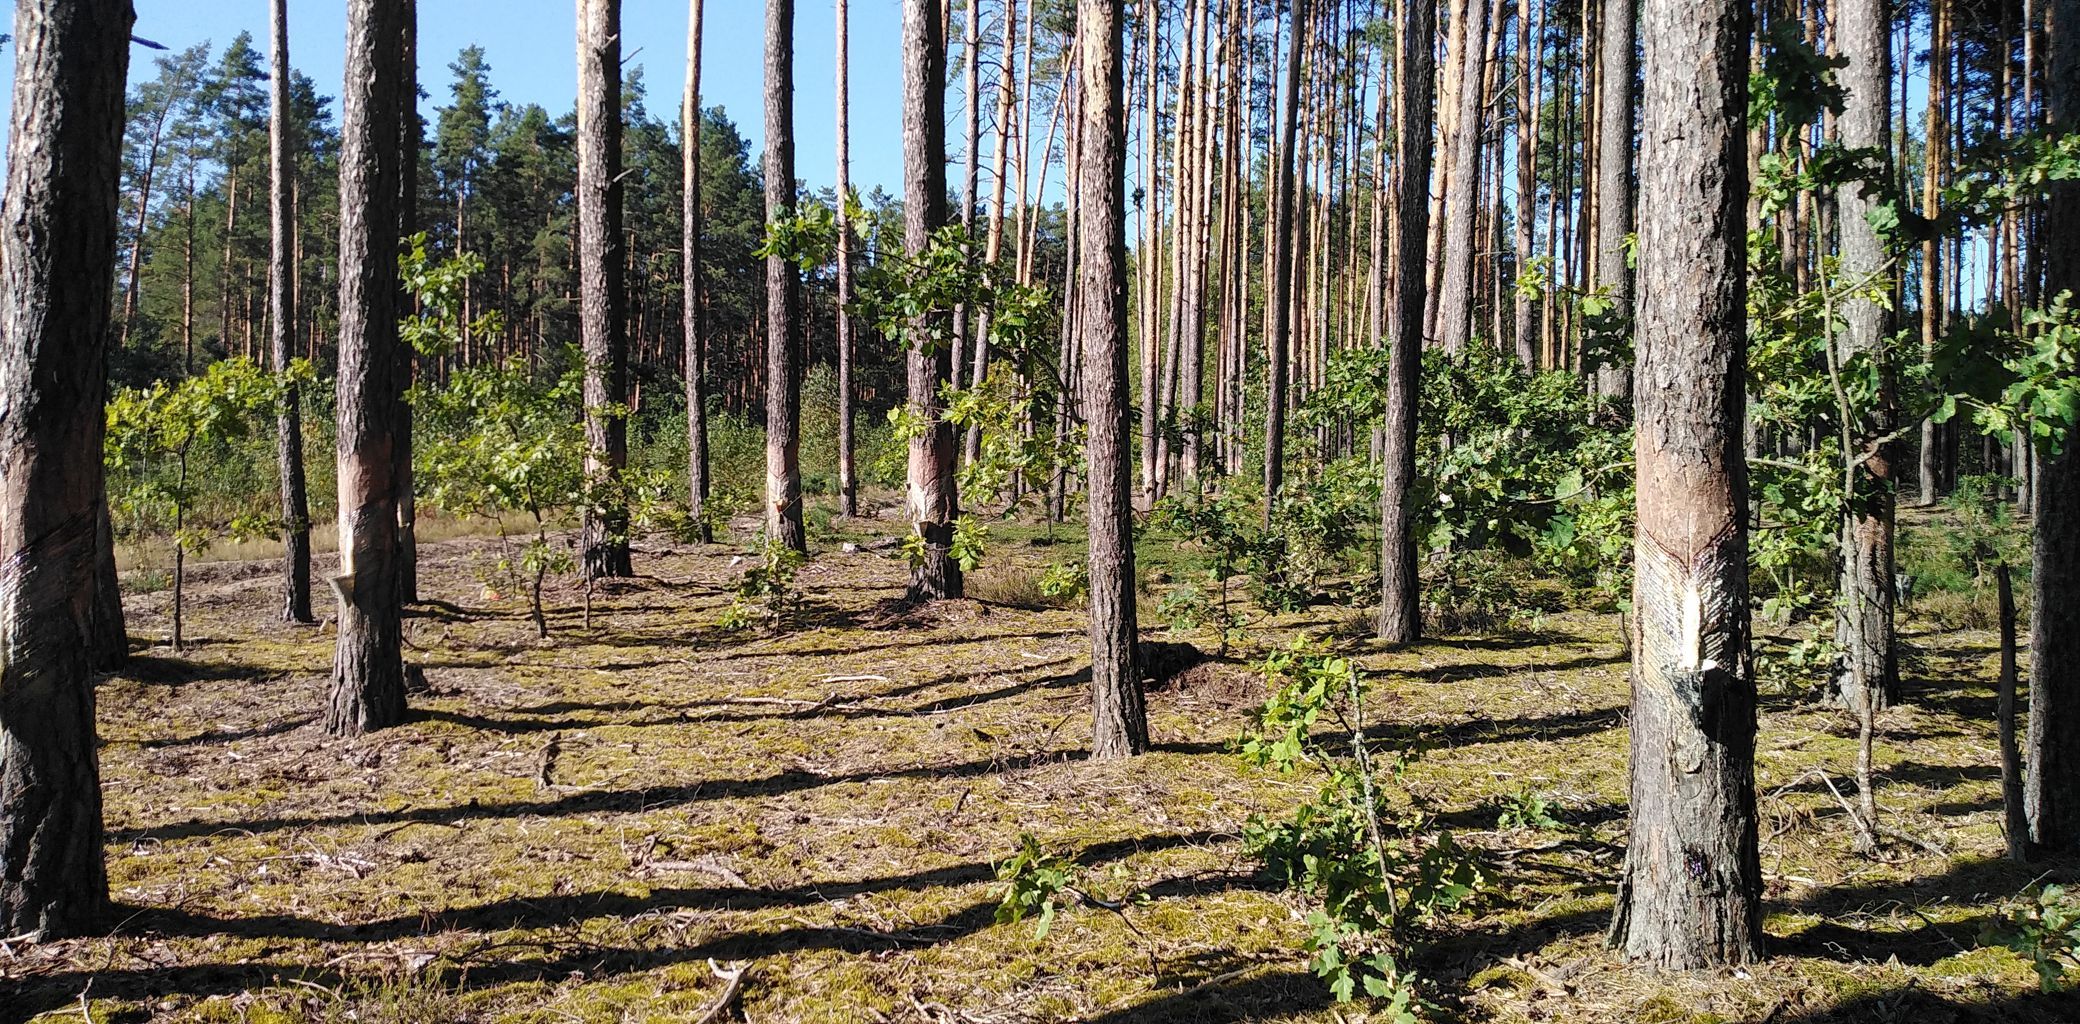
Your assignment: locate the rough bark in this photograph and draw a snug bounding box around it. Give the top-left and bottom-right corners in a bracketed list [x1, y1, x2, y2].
[1593, 0, 1636, 403]
[1999, 560, 2028, 861]
[1077, 0, 1147, 759]
[764, 0, 807, 552]
[1263, 0, 1307, 523]
[0, 0, 132, 938]
[579, 0, 634, 576]
[271, 0, 314, 625]
[835, 0, 857, 517]
[902, 0, 963, 601]
[684, 0, 713, 543]
[394, 0, 419, 603]
[89, 494, 127, 670]
[1605, 0, 1763, 968]
[328, 0, 409, 739]
[1512, 0, 1538, 368]
[2029, 0, 2080, 852]
[1917, 0, 1948, 507]
[1832, 0, 1900, 712]
[1378, 0, 1436, 643]
[1432, 0, 1491, 354]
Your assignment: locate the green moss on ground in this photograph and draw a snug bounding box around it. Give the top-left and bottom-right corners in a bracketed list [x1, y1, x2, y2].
[3, 506, 2075, 1022]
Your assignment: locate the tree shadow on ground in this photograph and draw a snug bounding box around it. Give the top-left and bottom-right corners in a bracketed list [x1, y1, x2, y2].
[1075, 967, 1334, 1023]
[107, 654, 268, 687]
[111, 739, 1231, 845]
[1768, 987, 2080, 1023]
[0, 831, 1233, 1021]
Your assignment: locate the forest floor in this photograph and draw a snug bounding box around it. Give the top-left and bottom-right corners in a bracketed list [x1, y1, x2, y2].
[5, 500, 2079, 1024]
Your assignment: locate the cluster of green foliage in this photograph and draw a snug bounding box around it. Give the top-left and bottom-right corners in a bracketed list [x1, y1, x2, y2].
[106, 356, 306, 561]
[1240, 640, 1484, 1010]
[717, 538, 808, 632]
[1987, 885, 2080, 993]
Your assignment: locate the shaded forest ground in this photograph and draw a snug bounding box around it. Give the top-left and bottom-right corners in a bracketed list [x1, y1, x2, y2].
[5, 502, 2078, 1023]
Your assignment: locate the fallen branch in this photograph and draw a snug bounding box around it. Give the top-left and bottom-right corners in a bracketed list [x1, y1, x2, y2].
[694, 959, 749, 1024]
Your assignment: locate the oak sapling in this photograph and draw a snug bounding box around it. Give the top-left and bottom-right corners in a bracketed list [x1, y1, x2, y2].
[106, 357, 303, 650]
[1241, 639, 1484, 1007]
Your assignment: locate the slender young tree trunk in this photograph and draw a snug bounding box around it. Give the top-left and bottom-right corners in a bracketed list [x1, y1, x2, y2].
[2029, 0, 2080, 852]
[1833, 0, 1900, 713]
[1917, 0, 1948, 507]
[1999, 559, 2029, 861]
[119, 92, 175, 351]
[578, 0, 634, 576]
[0, 0, 132, 938]
[270, 0, 314, 624]
[1606, 0, 1763, 967]
[1263, 0, 1308, 524]
[329, 0, 410, 738]
[1077, 0, 1147, 759]
[903, 0, 963, 600]
[1513, 0, 1538, 368]
[763, 0, 807, 552]
[953, 0, 981, 400]
[1593, 0, 1636, 404]
[968, 0, 1019, 470]
[1433, 0, 1491, 354]
[1379, 0, 1436, 643]
[684, 0, 713, 543]
[394, 0, 419, 603]
[836, 0, 858, 517]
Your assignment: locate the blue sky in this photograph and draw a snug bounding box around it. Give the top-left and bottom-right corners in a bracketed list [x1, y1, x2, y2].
[1, 0, 915, 195]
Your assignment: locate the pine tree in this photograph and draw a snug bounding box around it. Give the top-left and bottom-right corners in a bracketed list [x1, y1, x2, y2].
[328, 0, 411, 738]
[1606, 0, 1762, 966]
[578, 0, 634, 577]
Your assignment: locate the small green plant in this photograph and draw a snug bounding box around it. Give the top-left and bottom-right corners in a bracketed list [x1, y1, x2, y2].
[720, 538, 808, 632]
[1986, 884, 2080, 992]
[1491, 787, 1563, 831]
[1037, 559, 1090, 603]
[1239, 639, 1484, 1007]
[1156, 583, 1212, 632]
[993, 832, 1076, 939]
[1149, 491, 1258, 653]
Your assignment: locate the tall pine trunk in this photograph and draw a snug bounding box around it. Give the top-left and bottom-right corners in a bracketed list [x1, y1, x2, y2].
[394, 0, 419, 603]
[1379, 0, 1436, 643]
[1432, 0, 1490, 354]
[2028, 0, 2080, 852]
[836, 0, 858, 516]
[579, 0, 634, 576]
[903, 0, 963, 600]
[0, 0, 132, 938]
[1078, 0, 1147, 759]
[684, 0, 713, 543]
[1592, 0, 1636, 404]
[1263, 0, 1307, 524]
[764, 0, 807, 552]
[1833, 0, 1900, 713]
[271, 0, 314, 625]
[329, 0, 409, 737]
[1606, 0, 1762, 966]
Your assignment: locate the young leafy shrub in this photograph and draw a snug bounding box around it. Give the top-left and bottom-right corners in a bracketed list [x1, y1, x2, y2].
[1422, 550, 1544, 635]
[1037, 559, 1090, 604]
[993, 832, 1076, 939]
[411, 357, 587, 638]
[1489, 787, 1564, 832]
[1240, 639, 1485, 1007]
[106, 356, 296, 649]
[1986, 884, 2080, 992]
[1156, 582, 1212, 632]
[719, 538, 807, 632]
